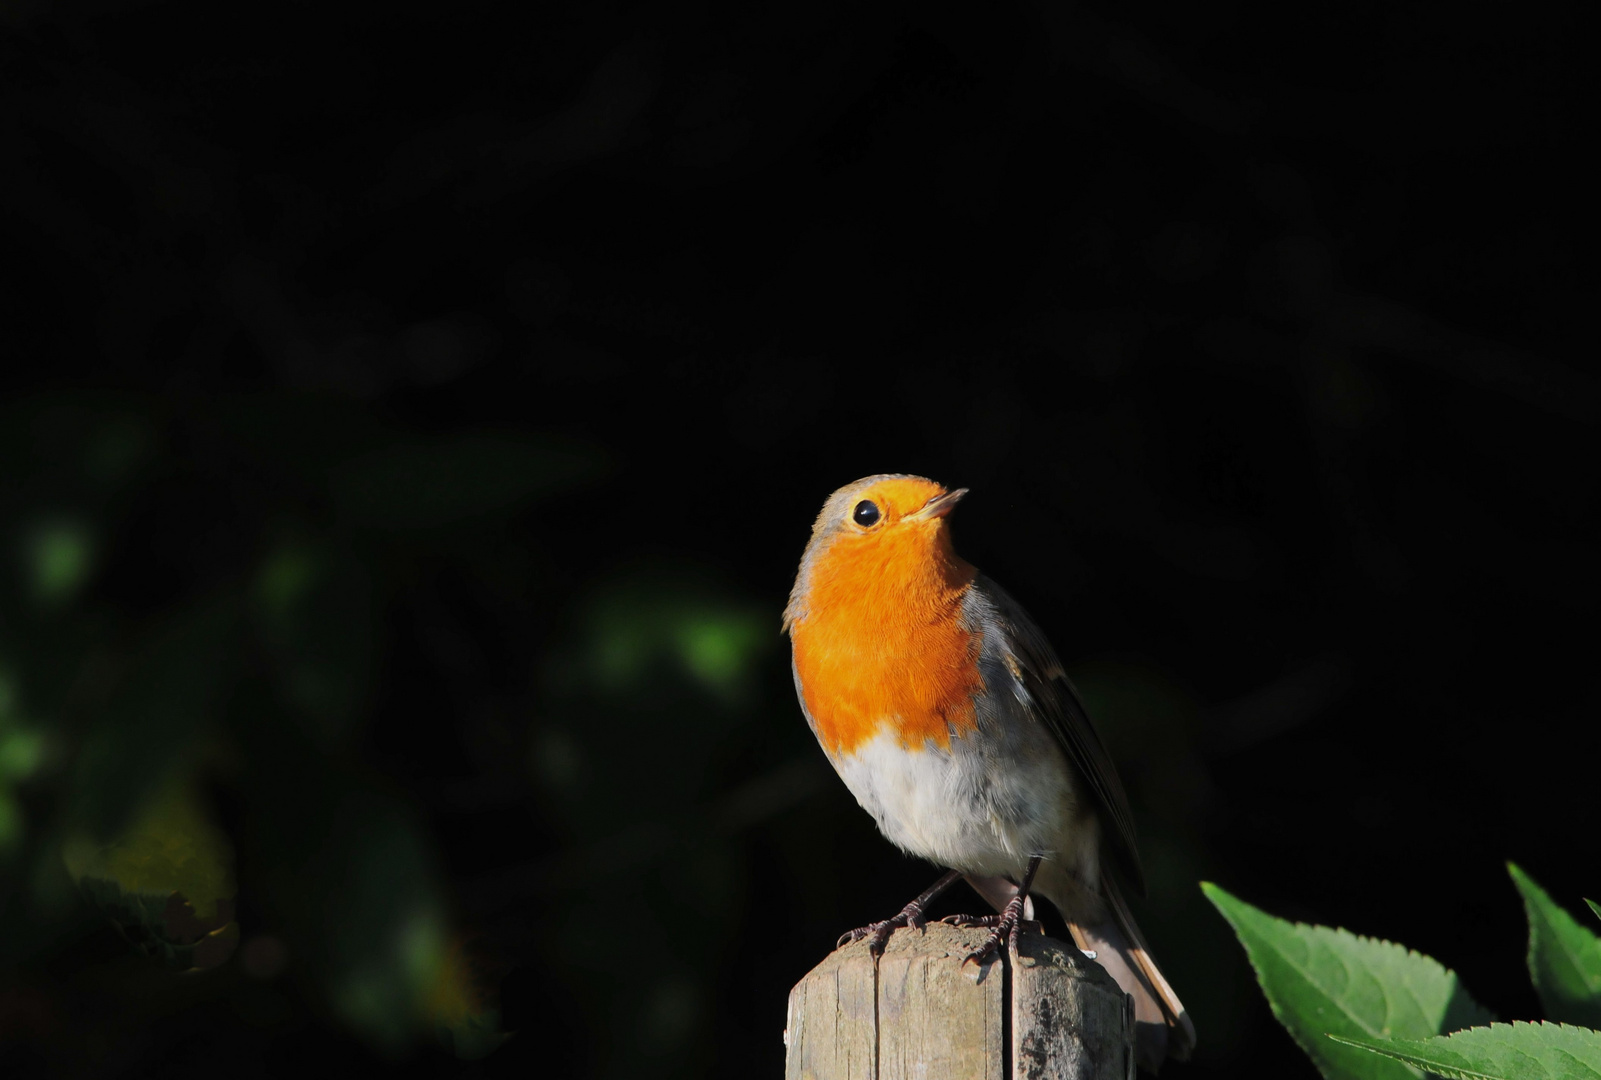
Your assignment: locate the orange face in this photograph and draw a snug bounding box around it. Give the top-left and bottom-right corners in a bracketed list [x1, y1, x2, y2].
[787, 475, 982, 757]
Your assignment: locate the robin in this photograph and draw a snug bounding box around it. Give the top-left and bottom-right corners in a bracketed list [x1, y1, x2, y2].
[784, 474, 1195, 1072]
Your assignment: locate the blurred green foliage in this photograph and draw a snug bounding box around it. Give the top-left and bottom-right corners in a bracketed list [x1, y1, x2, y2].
[0, 392, 619, 1065]
[575, 574, 770, 704]
[0, 388, 804, 1076]
[1, 667, 48, 854]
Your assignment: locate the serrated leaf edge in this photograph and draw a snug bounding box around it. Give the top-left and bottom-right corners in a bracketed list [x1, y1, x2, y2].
[1329, 1021, 1601, 1080]
[1203, 882, 1471, 979]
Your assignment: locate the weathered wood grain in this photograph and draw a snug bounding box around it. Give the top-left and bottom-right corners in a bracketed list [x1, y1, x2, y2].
[1012, 934, 1135, 1080]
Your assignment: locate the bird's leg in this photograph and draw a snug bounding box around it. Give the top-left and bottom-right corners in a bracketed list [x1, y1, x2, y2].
[947, 856, 1043, 965]
[838, 870, 963, 957]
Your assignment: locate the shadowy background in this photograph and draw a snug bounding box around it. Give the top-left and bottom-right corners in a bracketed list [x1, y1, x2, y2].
[0, 0, 1591, 1076]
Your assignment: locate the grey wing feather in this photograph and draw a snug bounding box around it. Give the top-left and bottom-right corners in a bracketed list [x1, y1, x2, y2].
[790, 654, 819, 738]
[973, 573, 1147, 897]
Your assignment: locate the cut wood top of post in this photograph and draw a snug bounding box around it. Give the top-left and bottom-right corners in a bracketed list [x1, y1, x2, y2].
[786, 923, 1136, 1080]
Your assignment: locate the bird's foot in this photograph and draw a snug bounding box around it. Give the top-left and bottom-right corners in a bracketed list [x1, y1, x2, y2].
[943, 897, 1040, 964]
[838, 899, 934, 957]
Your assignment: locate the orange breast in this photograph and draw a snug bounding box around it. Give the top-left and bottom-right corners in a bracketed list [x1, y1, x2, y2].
[791, 527, 982, 757]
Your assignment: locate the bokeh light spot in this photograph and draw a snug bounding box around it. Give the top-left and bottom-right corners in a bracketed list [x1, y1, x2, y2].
[675, 614, 765, 698]
[256, 543, 319, 625]
[26, 519, 94, 607]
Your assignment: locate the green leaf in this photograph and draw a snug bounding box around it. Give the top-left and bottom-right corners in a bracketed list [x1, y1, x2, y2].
[1509, 864, 1601, 1026]
[1203, 882, 1494, 1080]
[1587, 901, 1601, 925]
[1330, 1021, 1601, 1080]
[62, 777, 238, 970]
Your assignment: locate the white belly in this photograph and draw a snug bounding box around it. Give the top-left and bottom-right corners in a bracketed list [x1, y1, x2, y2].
[828, 726, 1084, 880]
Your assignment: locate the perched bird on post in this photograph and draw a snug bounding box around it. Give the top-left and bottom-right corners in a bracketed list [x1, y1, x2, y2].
[784, 474, 1195, 1073]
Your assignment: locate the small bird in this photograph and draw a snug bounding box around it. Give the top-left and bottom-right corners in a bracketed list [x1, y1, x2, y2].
[785, 474, 1195, 1072]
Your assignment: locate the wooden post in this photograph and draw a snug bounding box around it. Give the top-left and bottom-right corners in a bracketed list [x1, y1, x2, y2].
[784, 922, 1135, 1080]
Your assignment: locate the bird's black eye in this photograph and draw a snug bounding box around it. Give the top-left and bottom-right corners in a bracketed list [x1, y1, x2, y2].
[853, 500, 881, 527]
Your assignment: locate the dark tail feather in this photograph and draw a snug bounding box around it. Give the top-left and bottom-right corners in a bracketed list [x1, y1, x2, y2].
[1067, 878, 1195, 1073]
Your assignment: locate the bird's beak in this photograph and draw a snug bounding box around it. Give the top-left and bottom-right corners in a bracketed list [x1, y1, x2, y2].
[911, 487, 968, 521]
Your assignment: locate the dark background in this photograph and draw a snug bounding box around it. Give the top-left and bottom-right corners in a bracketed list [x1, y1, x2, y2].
[0, 0, 1592, 1077]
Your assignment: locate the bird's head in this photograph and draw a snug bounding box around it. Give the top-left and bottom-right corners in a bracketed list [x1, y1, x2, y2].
[785, 474, 970, 631]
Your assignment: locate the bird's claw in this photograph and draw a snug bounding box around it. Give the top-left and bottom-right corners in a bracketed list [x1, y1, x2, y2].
[838, 901, 931, 956]
[950, 897, 1039, 965]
